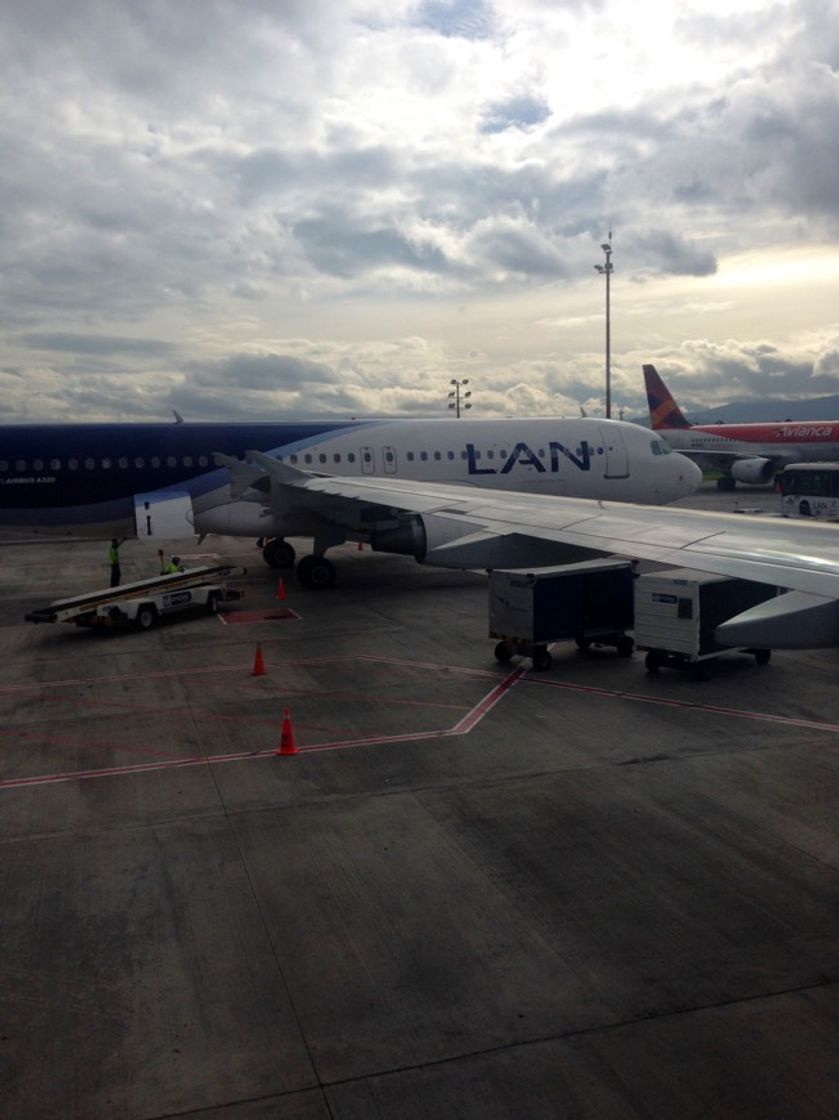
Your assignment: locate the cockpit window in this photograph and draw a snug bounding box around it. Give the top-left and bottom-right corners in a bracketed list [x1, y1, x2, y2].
[651, 439, 671, 456]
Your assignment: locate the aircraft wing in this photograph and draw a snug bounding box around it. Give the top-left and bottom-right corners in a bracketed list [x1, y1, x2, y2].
[676, 449, 793, 472]
[243, 450, 839, 599]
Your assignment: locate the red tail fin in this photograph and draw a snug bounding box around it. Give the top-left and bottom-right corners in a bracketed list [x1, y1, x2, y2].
[643, 364, 691, 430]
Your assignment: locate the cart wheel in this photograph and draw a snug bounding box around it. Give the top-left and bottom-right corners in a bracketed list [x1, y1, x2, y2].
[494, 641, 514, 664]
[754, 649, 771, 666]
[575, 636, 591, 652]
[135, 604, 157, 631]
[645, 650, 662, 674]
[616, 636, 634, 658]
[206, 592, 219, 615]
[531, 647, 552, 672]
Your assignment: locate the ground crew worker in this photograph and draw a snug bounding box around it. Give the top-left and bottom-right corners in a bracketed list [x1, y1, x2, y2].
[108, 538, 126, 587]
[164, 555, 184, 574]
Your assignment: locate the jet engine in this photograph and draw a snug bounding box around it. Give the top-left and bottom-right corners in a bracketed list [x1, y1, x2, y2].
[730, 457, 776, 485]
[371, 512, 591, 569]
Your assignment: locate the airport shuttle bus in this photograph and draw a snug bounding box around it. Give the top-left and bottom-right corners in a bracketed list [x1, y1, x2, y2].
[780, 463, 839, 520]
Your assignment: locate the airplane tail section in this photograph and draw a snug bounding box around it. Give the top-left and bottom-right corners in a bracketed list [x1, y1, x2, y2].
[643, 364, 691, 430]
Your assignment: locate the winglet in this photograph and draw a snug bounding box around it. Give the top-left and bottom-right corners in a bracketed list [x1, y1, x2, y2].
[643, 364, 691, 430]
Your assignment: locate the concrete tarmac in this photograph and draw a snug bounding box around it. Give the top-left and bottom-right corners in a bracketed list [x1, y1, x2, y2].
[1, 495, 837, 1118]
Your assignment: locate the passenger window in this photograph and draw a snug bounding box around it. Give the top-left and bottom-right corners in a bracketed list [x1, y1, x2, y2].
[333, 454, 341, 463]
[487, 450, 495, 460]
[305, 454, 313, 464]
[420, 451, 428, 461]
[433, 451, 441, 461]
[290, 454, 298, 464]
[167, 456, 177, 468]
[461, 450, 467, 460]
[15, 459, 26, 471]
[33, 459, 44, 471]
[69, 458, 79, 470]
[348, 452, 356, 463]
[151, 457, 160, 468]
[407, 452, 415, 461]
[183, 456, 193, 467]
[198, 455, 208, 467]
[363, 451, 371, 463]
[50, 459, 61, 470]
[386, 451, 394, 463]
[447, 450, 454, 460]
[134, 457, 144, 468]
[102, 458, 112, 469]
[0, 460, 7, 472]
[118, 458, 128, 469]
[319, 454, 327, 463]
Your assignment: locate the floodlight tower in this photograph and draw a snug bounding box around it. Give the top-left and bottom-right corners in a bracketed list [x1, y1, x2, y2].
[448, 378, 471, 418]
[594, 232, 614, 419]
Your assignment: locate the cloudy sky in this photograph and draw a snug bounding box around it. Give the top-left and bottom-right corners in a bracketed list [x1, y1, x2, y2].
[2, 0, 839, 423]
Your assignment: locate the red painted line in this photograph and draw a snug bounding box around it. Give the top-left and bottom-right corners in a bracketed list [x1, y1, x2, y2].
[0, 664, 525, 790]
[521, 677, 839, 736]
[0, 654, 496, 696]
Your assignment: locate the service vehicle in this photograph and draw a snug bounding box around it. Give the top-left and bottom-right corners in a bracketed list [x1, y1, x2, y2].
[634, 568, 775, 678]
[25, 565, 246, 630]
[490, 558, 635, 671]
[780, 462, 839, 520]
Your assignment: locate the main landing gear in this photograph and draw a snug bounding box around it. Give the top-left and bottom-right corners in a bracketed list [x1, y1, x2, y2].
[259, 538, 337, 589]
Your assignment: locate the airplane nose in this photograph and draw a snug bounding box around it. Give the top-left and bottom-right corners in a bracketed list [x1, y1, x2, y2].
[674, 453, 702, 496]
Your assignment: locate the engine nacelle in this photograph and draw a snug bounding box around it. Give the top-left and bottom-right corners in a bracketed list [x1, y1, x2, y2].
[370, 513, 471, 560]
[730, 457, 775, 485]
[192, 500, 272, 537]
[371, 513, 593, 569]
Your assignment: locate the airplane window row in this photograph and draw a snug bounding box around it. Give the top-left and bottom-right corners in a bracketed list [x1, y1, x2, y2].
[278, 448, 582, 465]
[0, 455, 211, 472]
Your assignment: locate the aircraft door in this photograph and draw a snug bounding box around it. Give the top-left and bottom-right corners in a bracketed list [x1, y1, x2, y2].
[361, 446, 376, 474]
[599, 426, 629, 478]
[383, 445, 398, 474]
[134, 490, 194, 537]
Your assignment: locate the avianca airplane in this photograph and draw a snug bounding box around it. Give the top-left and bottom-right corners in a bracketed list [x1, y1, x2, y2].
[644, 364, 839, 490]
[0, 416, 699, 586]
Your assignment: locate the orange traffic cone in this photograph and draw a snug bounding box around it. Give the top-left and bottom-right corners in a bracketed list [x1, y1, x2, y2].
[252, 643, 266, 677]
[276, 577, 286, 600]
[276, 708, 298, 755]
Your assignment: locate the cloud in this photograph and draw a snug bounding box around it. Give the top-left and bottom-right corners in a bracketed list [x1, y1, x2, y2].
[0, 1, 837, 422]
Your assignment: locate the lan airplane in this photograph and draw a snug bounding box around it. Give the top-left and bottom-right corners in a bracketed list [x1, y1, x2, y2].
[229, 451, 839, 649]
[0, 415, 699, 586]
[644, 364, 839, 490]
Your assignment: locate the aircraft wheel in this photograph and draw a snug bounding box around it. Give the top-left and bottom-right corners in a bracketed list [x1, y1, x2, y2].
[799, 501, 812, 517]
[262, 539, 296, 569]
[135, 604, 157, 631]
[531, 647, 552, 672]
[616, 636, 634, 658]
[494, 641, 514, 664]
[297, 555, 336, 590]
[645, 650, 662, 674]
[754, 649, 771, 666]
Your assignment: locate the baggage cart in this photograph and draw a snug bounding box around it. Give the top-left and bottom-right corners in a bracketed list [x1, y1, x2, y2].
[489, 559, 635, 671]
[634, 567, 776, 678]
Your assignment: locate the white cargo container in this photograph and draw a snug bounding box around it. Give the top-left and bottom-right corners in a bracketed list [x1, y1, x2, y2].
[634, 568, 776, 677]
